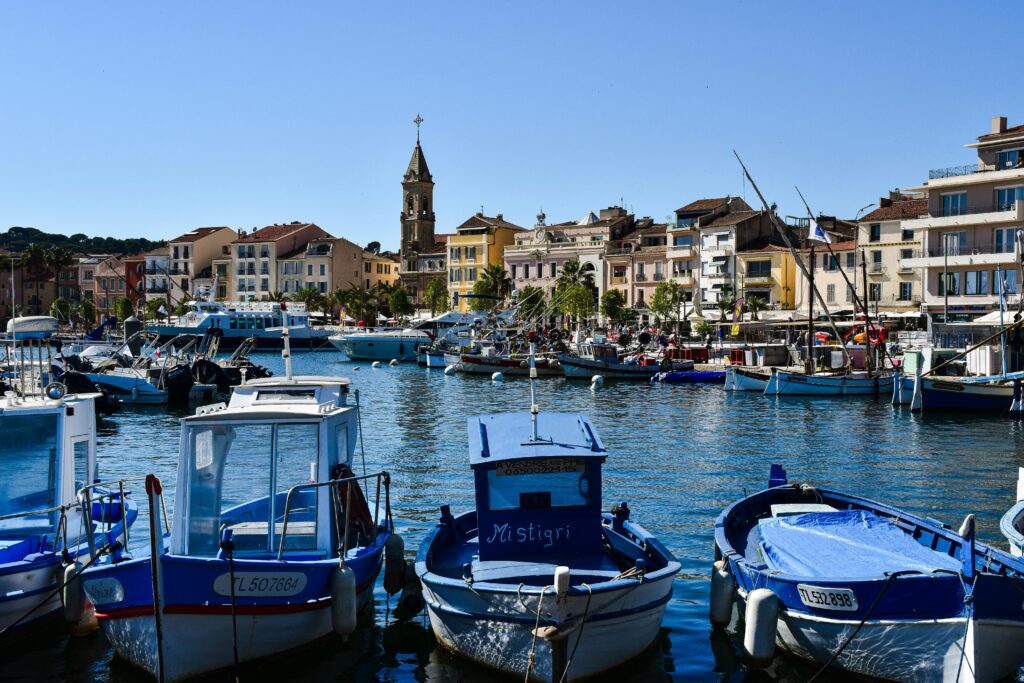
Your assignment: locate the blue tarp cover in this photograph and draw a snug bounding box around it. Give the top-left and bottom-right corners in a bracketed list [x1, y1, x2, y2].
[758, 510, 961, 578]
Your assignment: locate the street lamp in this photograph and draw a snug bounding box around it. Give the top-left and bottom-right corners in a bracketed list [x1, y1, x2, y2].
[855, 203, 876, 221]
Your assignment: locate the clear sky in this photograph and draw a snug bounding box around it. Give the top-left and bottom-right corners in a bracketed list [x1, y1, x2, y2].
[2, 2, 1022, 250]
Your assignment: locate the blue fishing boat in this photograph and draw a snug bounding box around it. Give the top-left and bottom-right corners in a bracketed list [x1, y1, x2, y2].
[0, 320, 137, 637]
[415, 352, 680, 682]
[712, 464, 1024, 681]
[652, 369, 725, 384]
[723, 365, 772, 391]
[81, 333, 406, 682]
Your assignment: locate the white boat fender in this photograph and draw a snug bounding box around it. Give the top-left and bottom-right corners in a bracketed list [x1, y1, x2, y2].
[444, 365, 456, 375]
[958, 513, 976, 538]
[62, 561, 98, 635]
[371, 361, 382, 369]
[383, 532, 406, 596]
[743, 588, 779, 668]
[491, 372, 504, 382]
[591, 374, 604, 388]
[330, 563, 358, 637]
[709, 560, 734, 628]
[389, 359, 399, 366]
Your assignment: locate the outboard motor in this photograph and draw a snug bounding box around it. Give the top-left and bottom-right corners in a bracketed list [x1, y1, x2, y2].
[192, 358, 231, 392]
[60, 371, 121, 415]
[163, 364, 195, 404]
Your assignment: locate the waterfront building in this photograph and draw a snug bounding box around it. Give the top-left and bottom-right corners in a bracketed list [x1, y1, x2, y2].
[362, 251, 400, 291]
[231, 222, 331, 300]
[0, 249, 21, 325]
[288, 237, 366, 295]
[735, 244, 796, 310]
[168, 226, 237, 299]
[688, 197, 773, 315]
[448, 213, 526, 311]
[398, 124, 444, 304]
[93, 256, 129, 314]
[56, 261, 80, 305]
[211, 255, 231, 300]
[604, 219, 670, 319]
[143, 247, 172, 304]
[793, 240, 858, 317]
[856, 193, 929, 316]
[76, 255, 107, 308]
[901, 115, 1024, 323]
[505, 206, 636, 308]
[123, 255, 146, 307]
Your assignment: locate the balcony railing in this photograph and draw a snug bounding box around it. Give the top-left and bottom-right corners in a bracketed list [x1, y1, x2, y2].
[653, 273, 666, 281]
[869, 263, 885, 274]
[704, 272, 731, 281]
[610, 276, 627, 284]
[904, 242, 1019, 258]
[928, 163, 992, 180]
[147, 286, 168, 294]
[635, 274, 648, 282]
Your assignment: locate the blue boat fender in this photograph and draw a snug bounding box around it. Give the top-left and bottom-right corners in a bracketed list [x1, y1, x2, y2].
[743, 588, 779, 668]
[399, 561, 425, 615]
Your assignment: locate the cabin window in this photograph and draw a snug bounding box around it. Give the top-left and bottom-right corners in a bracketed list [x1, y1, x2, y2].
[229, 317, 237, 330]
[487, 458, 590, 511]
[0, 413, 58, 528]
[73, 439, 91, 492]
[273, 424, 320, 552]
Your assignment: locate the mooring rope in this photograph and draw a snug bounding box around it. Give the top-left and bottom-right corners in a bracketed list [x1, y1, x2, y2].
[523, 585, 553, 683]
[557, 583, 594, 683]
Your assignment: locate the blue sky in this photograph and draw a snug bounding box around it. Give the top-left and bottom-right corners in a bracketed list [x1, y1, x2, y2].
[1, 2, 1022, 250]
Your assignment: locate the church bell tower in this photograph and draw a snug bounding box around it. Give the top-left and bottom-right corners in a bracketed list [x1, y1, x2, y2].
[400, 114, 435, 259]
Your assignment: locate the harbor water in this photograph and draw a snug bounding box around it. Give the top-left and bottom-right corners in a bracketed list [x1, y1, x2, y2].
[4, 350, 1024, 682]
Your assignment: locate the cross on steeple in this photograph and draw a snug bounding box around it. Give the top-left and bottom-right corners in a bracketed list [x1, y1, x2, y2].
[414, 113, 424, 143]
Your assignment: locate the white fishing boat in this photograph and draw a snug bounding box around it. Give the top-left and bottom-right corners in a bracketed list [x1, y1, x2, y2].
[723, 365, 772, 392]
[0, 320, 138, 636]
[149, 299, 332, 350]
[81, 331, 407, 681]
[1001, 468, 1024, 558]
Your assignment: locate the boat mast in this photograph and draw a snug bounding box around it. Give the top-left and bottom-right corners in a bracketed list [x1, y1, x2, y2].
[528, 342, 539, 443]
[731, 152, 850, 371]
[806, 244, 815, 375]
[998, 265, 1007, 379]
[861, 251, 874, 376]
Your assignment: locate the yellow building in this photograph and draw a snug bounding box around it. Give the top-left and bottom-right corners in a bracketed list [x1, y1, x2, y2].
[736, 245, 796, 310]
[362, 252, 400, 290]
[448, 213, 525, 311]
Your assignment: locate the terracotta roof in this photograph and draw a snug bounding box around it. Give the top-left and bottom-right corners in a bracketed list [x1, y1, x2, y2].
[676, 197, 728, 213]
[797, 239, 856, 253]
[699, 210, 762, 228]
[170, 226, 232, 243]
[278, 246, 306, 260]
[739, 243, 790, 254]
[434, 233, 453, 245]
[455, 214, 528, 232]
[859, 200, 928, 222]
[233, 223, 320, 243]
[638, 223, 669, 235]
[978, 123, 1024, 142]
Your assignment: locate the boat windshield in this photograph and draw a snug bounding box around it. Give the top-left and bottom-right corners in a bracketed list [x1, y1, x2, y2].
[0, 413, 58, 531]
[186, 423, 320, 556]
[487, 458, 590, 511]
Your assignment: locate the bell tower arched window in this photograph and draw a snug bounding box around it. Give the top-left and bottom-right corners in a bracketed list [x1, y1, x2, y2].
[407, 196, 414, 217]
[422, 195, 429, 216]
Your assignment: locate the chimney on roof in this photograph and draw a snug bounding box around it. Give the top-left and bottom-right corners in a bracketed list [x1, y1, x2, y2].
[475, 211, 483, 217]
[993, 116, 1008, 135]
[496, 213, 503, 221]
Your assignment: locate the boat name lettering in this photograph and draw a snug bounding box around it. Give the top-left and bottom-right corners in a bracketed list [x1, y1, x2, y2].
[485, 522, 570, 549]
[796, 584, 858, 611]
[212, 572, 308, 597]
[83, 578, 125, 605]
[496, 458, 585, 476]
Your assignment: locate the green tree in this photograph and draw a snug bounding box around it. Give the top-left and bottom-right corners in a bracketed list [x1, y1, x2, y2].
[80, 298, 98, 326]
[291, 287, 324, 311]
[600, 289, 627, 325]
[515, 285, 546, 321]
[745, 294, 768, 321]
[554, 259, 597, 328]
[113, 296, 134, 321]
[44, 246, 73, 275]
[16, 244, 48, 275]
[50, 297, 72, 324]
[649, 281, 689, 334]
[424, 278, 449, 316]
[173, 295, 193, 317]
[387, 285, 415, 320]
[717, 284, 737, 322]
[268, 290, 287, 302]
[343, 284, 378, 325]
[695, 320, 715, 337]
[145, 298, 168, 321]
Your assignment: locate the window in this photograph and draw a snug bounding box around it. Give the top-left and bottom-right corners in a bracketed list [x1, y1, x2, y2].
[996, 187, 1024, 212]
[898, 282, 913, 301]
[869, 224, 881, 242]
[716, 234, 729, 245]
[0, 413, 58, 527]
[510, 264, 517, 280]
[901, 248, 914, 260]
[237, 246, 246, 257]
[869, 283, 881, 302]
[319, 282, 327, 293]
[746, 261, 771, 277]
[938, 272, 961, 296]
[673, 234, 693, 247]
[260, 246, 269, 258]
[823, 255, 840, 272]
[319, 264, 326, 276]
[183, 246, 190, 260]
[613, 266, 627, 279]
[846, 253, 855, 269]
[260, 277, 269, 291]
[450, 268, 460, 283]
[364, 262, 370, 273]
[942, 193, 967, 217]
[466, 247, 476, 260]
[901, 228, 914, 241]
[306, 264, 313, 277]
[172, 246, 179, 259]
[450, 247, 461, 261]
[996, 149, 1022, 170]
[549, 263, 556, 278]
[524, 264, 531, 279]
[995, 228, 1019, 253]
[465, 267, 477, 282]
[826, 283, 836, 303]
[846, 284, 854, 303]
[965, 271, 988, 295]
[996, 269, 1019, 294]
[942, 231, 967, 255]
[283, 280, 290, 293]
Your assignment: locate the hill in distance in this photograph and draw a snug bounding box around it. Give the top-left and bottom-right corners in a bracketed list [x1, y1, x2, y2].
[0, 226, 163, 256]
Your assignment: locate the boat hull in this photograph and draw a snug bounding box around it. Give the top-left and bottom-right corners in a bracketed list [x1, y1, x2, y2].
[0, 558, 61, 631]
[329, 336, 425, 361]
[457, 355, 562, 376]
[724, 366, 771, 392]
[151, 328, 332, 350]
[653, 370, 725, 384]
[919, 378, 1015, 412]
[84, 371, 167, 405]
[559, 355, 689, 380]
[769, 370, 895, 396]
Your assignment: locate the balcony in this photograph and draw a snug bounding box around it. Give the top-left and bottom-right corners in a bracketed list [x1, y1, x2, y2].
[868, 263, 886, 275]
[610, 276, 627, 285]
[704, 272, 731, 282]
[635, 274, 648, 283]
[705, 246, 734, 258]
[671, 275, 695, 287]
[147, 286, 168, 294]
[740, 274, 773, 285]
[652, 273, 666, 281]
[928, 163, 993, 180]
[668, 245, 694, 258]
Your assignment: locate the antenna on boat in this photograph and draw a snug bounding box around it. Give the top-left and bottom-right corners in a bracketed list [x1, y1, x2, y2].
[528, 342, 540, 443]
[282, 327, 293, 380]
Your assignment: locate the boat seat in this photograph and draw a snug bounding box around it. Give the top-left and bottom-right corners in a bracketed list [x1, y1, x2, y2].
[0, 538, 36, 564]
[469, 557, 624, 585]
[227, 521, 317, 552]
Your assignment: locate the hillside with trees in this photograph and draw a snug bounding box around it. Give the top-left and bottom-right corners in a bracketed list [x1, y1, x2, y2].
[0, 226, 162, 255]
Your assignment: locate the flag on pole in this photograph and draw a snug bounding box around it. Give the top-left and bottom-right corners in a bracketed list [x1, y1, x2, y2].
[158, 304, 169, 316]
[808, 220, 832, 244]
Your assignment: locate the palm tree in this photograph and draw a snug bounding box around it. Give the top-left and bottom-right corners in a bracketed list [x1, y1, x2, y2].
[555, 259, 596, 291]
[554, 259, 597, 335]
[291, 286, 324, 311]
[44, 246, 73, 276]
[479, 263, 512, 299]
[745, 295, 768, 321]
[717, 284, 738, 323]
[268, 290, 286, 302]
[16, 244, 47, 275]
[343, 284, 378, 325]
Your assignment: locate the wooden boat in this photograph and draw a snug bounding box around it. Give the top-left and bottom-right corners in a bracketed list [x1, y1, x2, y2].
[724, 366, 772, 391]
[457, 351, 562, 376]
[416, 355, 680, 682]
[1000, 468, 1024, 558]
[81, 334, 405, 682]
[558, 342, 692, 380]
[713, 464, 1024, 681]
[768, 368, 895, 396]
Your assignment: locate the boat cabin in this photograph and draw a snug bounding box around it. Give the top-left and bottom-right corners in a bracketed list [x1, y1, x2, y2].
[170, 377, 357, 560]
[467, 412, 606, 562]
[578, 342, 620, 362]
